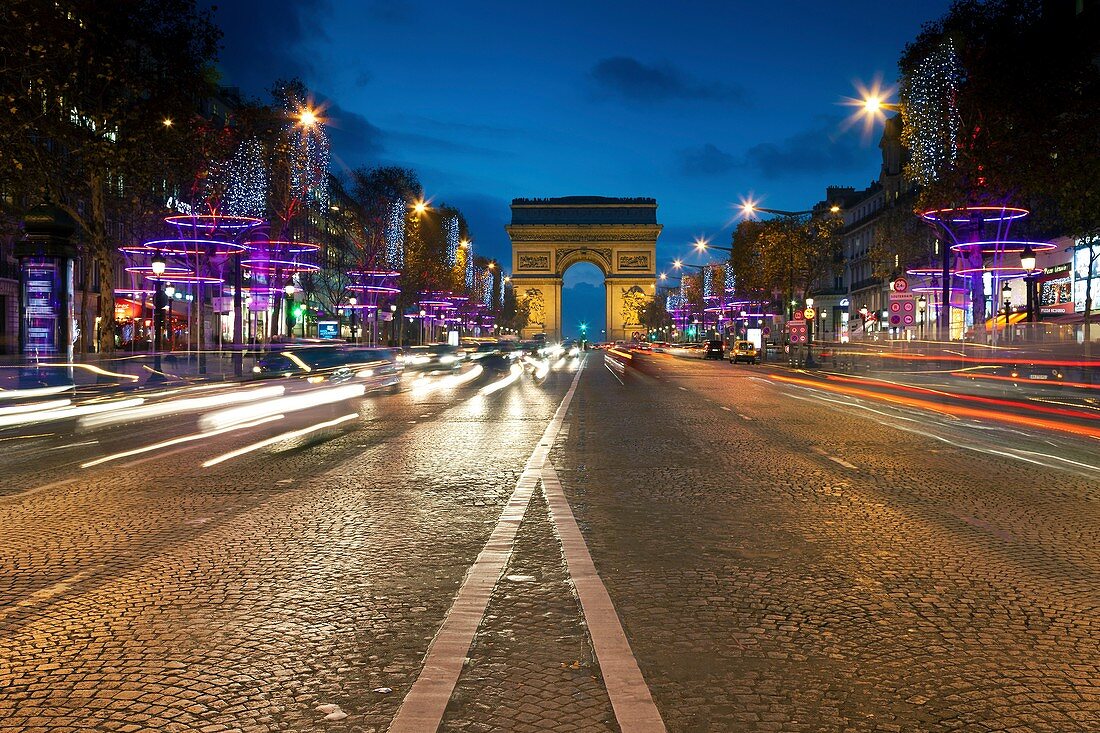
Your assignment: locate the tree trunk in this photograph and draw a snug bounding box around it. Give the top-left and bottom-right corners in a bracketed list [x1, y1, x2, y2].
[88, 173, 115, 354]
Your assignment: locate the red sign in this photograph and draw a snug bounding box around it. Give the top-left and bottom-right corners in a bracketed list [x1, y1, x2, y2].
[794, 309, 805, 321]
[893, 277, 909, 293]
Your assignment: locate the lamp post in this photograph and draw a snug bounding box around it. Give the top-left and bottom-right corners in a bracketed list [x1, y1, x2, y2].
[164, 283, 176, 351]
[1001, 281, 1012, 340]
[151, 252, 166, 354]
[419, 308, 427, 345]
[917, 295, 927, 339]
[349, 296, 358, 343]
[1020, 243, 1036, 326]
[390, 303, 398, 347]
[284, 284, 296, 340]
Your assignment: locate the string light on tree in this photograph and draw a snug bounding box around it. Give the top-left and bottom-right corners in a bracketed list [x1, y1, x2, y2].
[385, 199, 405, 268]
[444, 214, 460, 268]
[901, 39, 962, 185]
[222, 138, 267, 218]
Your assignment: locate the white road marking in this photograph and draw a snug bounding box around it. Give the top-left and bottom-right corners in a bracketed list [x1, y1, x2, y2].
[388, 365, 585, 733]
[737, 413, 753, 421]
[809, 446, 857, 469]
[542, 464, 667, 732]
[0, 565, 103, 622]
[678, 386, 688, 391]
[720, 406, 732, 412]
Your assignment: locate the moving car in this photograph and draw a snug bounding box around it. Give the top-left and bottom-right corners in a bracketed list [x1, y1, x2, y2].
[703, 339, 724, 359]
[253, 346, 402, 392]
[729, 341, 759, 364]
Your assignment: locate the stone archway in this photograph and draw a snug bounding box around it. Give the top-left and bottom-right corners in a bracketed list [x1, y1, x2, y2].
[506, 197, 660, 342]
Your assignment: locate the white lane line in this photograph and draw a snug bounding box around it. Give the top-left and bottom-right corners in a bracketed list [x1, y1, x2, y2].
[809, 446, 857, 470]
[0, 565, 103, 622]
[388, 365, 585, 733]
[720, 406, 732, 412]
[678, 386, 688, 391]
[542, 464, 667, 732]
[737, 413, 753, 421]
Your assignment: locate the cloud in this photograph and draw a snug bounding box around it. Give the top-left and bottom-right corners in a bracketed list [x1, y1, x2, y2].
[673, 117, 870, 182]
[742, 116, 867, 179]
[322, 100, 385, 167]
[209, 0, 331, 95]
[589, 57, 746, 104]
[679, 144, 737, 176]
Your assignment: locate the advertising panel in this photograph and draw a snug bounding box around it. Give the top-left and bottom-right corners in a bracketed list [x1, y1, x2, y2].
[23, 261, 59, 354]
[1072, 241, 1100, 313]
[317, 321, 339, 339]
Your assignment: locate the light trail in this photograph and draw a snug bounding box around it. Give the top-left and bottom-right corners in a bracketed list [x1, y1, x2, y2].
[770, 374, 1100, 441]
[0, 385, 74, 400]
[199, 384, 365, 431]
[479, 364, 522, 395]
[202, 413, 358, 468]
[411, 365, 484, 397]
[821, 373, 1099, 422]
[80, 415, 285, 468]
[0, 399, 71, 416]
[79, 385, 287, 429]
[0, 398, 145, 428]
[951, 371, 1100, 390]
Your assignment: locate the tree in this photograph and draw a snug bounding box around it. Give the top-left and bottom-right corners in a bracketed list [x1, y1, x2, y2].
[901, 0, 1100, 345]
[0, 1, 222, 352]
[869, 200, 934, 280]
[638, 294, 672, 330]
[731, 216, 841, 315]
[498, 285, 529, 333]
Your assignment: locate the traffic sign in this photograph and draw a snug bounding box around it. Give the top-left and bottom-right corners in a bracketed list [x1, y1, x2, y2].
[762, 326, 771, 337]
[787, 321, 808, 344]
[888, 293, 916, 327]
[802, 306, 816, 319]
[892, 276, 909, 293]
[794, 309, 805, 321]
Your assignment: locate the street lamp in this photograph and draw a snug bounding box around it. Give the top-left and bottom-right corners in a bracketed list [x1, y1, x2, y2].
[150, 252, 166, 353]
[1001, 281, 1012, 335]
[917, 295, 927, 338]
[1020, 243, 1037, 324]
[390, 303, 398, 347]
[284, 283, 296, 340]
[419, 308, 427, 345]
[693, 237, 734, 255]
[349, 296, 358, 343]
[164, 283, 176, 351]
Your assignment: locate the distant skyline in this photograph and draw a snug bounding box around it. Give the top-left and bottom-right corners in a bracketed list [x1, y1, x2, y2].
[209, 0, 951, 335]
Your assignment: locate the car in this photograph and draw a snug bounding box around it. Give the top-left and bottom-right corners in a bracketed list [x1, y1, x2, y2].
[729, 341, 759, 364]
[253, 346, 402, 392]
[703, 339, 724, 359]
[402, 343, 465, 370]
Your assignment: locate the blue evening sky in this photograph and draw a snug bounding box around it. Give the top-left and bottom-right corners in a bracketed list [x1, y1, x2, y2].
[210, 0, 951, 336]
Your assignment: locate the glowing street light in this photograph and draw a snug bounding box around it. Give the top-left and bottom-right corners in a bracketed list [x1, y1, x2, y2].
[298, 107, 319, 127]
[162, 118, 174, 128]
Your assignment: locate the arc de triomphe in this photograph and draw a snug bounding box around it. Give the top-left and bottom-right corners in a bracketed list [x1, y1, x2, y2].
[506, 196, 660, 342]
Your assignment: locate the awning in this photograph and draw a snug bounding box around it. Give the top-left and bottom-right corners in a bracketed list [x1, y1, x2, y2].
[983, 312, 1028, 329]
[1045, 311, 1100, 325]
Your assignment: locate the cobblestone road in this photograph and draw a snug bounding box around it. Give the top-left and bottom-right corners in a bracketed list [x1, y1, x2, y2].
[1, 352, 1097, 732]
[551, 354, 1100, 732]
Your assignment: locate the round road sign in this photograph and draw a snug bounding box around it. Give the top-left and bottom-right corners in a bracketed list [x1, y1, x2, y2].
[893, 276, 909, 292]
[803, 307, 816, 319]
